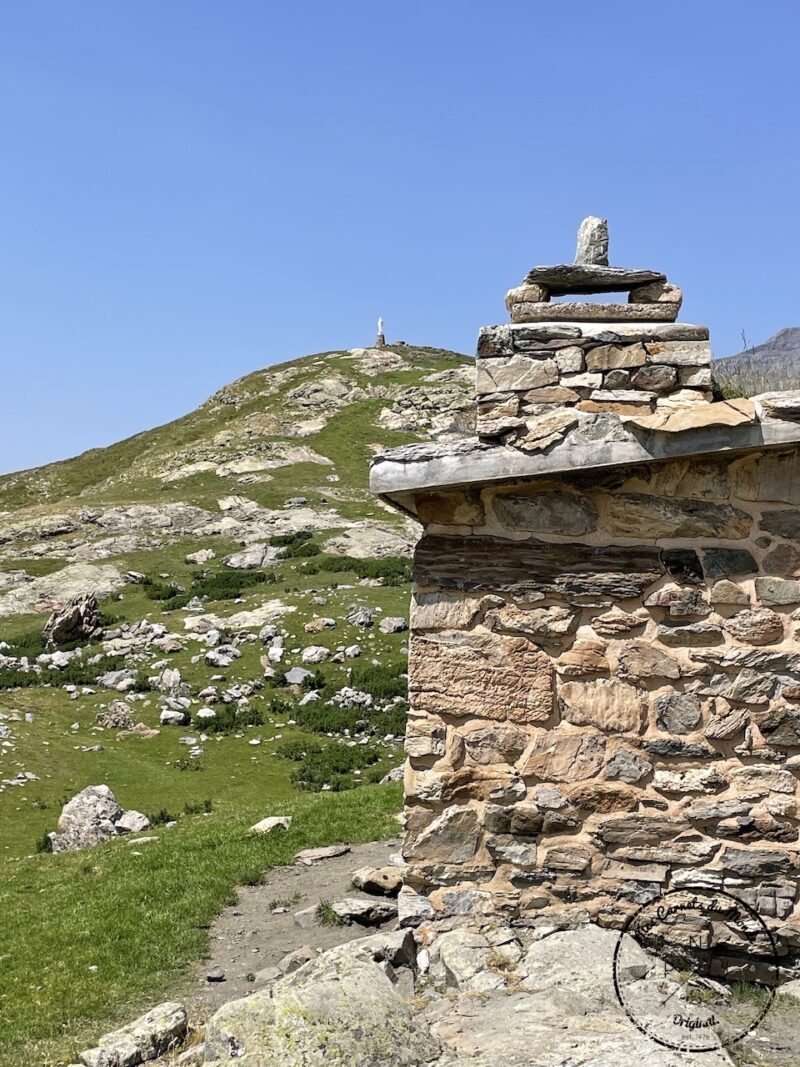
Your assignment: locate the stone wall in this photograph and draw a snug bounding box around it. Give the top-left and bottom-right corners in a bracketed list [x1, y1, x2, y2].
[403, 447, 800, 961]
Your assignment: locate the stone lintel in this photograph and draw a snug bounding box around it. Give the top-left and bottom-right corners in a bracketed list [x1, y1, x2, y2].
[523, 264, 666, 294]
[369, 416, 800, 507]
[510, 302, 679, 324]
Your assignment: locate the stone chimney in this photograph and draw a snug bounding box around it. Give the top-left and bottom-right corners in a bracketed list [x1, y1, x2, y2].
[370, 220, 800, 981]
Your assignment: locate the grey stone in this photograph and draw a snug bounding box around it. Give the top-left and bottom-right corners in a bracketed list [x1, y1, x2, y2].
[759, 580, 800, 606]
[284, 667, 314, 686]
[759, 509, 800, 538]
[50, 785, 123, 854]
[653, 692, 702, 733]
[523, 264, 665, 294]
[604, 369, 631, 389]
[603, 747, 652, 784]
[574, 215, 609, 266]
[753, 704, 800, 746]
[397, 886, 435, 928]
[43, 592, 102, 645]
[630, 364, 678, 393]
[684, 798, 751, 821]
[655, 621, 723, 646]
[511, 301, 678, 324]
[644, 340, 711, 366]
[294, 843, 351, 865]
[203, 954, 439, 1067]
[492, 490, 597, 535]
[702, 548, 758, 579]
[721, 847, 794, 878]
[78, 1002, 187, 1067]
[642, 738, 715, 759]
[330, 898, 398, 926]
[710, 580, 751, 605]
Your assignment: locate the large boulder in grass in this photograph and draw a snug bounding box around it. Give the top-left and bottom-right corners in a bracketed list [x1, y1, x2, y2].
[42, 592, 103, 645]
[204, 951, 439, 1067]
[50, 785, 123, 853]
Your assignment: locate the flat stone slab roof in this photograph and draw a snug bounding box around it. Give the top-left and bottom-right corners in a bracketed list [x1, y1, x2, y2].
[370, 393, 800, 508]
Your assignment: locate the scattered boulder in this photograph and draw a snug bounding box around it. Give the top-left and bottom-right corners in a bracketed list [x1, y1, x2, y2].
[379, 616, 408, 634]
[301, 645, 330, 664]
[78, 1002, 187, 1067]
[248, 816, 292, 835]
[115, 810, 151, 835]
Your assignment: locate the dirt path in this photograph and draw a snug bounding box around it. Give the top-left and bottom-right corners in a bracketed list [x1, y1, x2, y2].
[179, 837, 402, 1022]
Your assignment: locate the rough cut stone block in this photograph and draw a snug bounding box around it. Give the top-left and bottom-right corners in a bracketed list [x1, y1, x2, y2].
[485, 602, 579, 640]
[414, 534, 665, 601]
[559, 677, 645, 732]
[405, 806, 481, 865]
[519, 729, 606, 781]
[476, 355, 558, 393]
[561, 372, 603, 389]
[630, 364, 678, 393]
[409, 629, 554, 723]
[759, 509, 800, 538]
[755, 577, 800, 605]
[510, 301, 679, 324]
[702, 548, 758, 578]
[617, 640, 681, 681]
[629, 281, 683, 306]
[554, 346, 585, 373]
[416, 489, 484, 527]
[585, 343, 647, 371]
[411, 590, 486, 631]
[595, 493, 751, 539]
[505, 283, 549, 309]
[654, 693, 702, 733]
[644, 340, 711, 367]
[491, 489, 597, 535]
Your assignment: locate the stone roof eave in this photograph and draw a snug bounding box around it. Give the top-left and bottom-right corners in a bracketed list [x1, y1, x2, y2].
[370, 411, 800, 516]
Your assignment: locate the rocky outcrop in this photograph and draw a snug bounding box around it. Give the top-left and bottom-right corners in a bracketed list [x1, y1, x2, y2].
[43, 592, 103, 645]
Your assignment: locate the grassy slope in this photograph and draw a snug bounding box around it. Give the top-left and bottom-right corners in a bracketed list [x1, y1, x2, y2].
[0, 344, 470, 1063]
[0, 783, 402, 1067]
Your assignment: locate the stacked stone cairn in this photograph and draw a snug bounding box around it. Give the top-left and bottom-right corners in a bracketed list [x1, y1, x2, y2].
[370, 219, 800, 981]
[477, 215, 719, 444]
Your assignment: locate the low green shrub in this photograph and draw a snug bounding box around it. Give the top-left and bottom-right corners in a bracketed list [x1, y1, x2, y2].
[300, 554, 412, 586]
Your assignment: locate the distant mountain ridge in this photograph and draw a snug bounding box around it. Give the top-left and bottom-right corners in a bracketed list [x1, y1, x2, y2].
[714, 326, 800, 394]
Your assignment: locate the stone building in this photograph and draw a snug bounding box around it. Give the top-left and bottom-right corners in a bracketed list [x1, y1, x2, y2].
[371, 220, 800, 972]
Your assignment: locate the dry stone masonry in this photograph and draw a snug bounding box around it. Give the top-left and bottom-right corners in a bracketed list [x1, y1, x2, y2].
[371, 220, 800, 978]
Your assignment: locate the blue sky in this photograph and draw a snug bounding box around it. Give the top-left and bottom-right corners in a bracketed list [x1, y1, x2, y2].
[2, 1, 799, 473]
